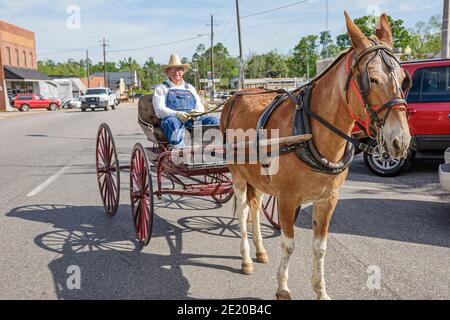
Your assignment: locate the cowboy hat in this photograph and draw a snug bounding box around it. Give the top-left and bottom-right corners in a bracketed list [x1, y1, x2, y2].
[161, 54, 190, 72]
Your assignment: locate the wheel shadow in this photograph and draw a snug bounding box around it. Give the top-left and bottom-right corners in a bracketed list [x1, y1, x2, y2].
[6, 204, 262, 300]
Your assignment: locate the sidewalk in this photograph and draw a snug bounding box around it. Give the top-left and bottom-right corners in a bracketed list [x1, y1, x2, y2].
[0, 109, 55, 119]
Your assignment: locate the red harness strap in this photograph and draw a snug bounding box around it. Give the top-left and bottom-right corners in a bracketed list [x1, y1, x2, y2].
[345, 51, 372, 136]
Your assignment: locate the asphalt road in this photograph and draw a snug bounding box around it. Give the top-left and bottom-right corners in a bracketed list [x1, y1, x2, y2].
[0, 104, 448, 300]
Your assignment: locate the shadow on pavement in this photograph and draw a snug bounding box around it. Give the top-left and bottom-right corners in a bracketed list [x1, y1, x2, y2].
[296, 198, 450, 248]
[6, 204, 261, 299]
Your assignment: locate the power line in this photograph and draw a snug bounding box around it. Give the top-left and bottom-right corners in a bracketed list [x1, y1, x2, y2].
[241, 0, 308, 19]
[108, 35, 207, 53]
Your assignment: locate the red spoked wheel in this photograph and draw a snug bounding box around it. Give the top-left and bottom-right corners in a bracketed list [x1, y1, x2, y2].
[130, 143, 154, 246]
[206, 173, 234, 204]
[212, 189, 234, 204]
[261, 195, 300, 229]
[96, 123, 120, 217]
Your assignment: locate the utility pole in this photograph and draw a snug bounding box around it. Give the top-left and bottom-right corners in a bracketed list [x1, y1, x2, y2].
[86, 49, 90, 88]
[442, 0, 450, 58]
[0, 47, 6, 111]
[207, 15, 218, 102]
[236, 0, 244, 90]
[100, 38, 109, 88]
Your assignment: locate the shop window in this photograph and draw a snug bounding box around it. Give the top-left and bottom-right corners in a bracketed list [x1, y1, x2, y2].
[15, 49, 19, 66]
[6, 47, 11, 65]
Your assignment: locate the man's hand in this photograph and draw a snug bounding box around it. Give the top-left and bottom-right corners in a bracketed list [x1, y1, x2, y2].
[176, 112, 190, 123]
[187, 111, 203, 119]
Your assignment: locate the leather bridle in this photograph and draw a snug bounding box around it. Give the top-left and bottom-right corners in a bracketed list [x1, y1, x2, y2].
[345, 43, 412, 138]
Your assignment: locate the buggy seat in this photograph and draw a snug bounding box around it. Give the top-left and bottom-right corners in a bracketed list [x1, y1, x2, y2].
[138, 94, 169, 144]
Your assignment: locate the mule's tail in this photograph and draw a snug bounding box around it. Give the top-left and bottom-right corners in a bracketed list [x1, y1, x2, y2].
[246, 184, 258, 224]
[232, 184, 258, 223]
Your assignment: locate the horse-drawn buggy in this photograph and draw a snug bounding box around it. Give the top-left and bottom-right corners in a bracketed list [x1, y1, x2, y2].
[95, 95, 310, 246]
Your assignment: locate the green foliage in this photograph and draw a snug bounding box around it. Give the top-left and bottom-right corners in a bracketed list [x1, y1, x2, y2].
[38, 59, 87, 77]
[408, 15, 442, 59]
[288, 35, 319, 78]
[187, 42, 238, 89]
[336, 15, 412, 51]
[245, 51, 288, 78]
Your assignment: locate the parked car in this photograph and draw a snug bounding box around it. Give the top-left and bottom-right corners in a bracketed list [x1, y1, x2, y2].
[439, 148, 450, 192]
[13, 94, 61, 112]
[80, 88, 116, 112]
[356, 58, 450, 177]
[60, 96, 82, 109]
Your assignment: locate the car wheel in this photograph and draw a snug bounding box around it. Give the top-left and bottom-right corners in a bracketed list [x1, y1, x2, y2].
[81, 108, 86, 112]
[49, 103, 58, 111]
[105, 105, 109, 111]
[20, 104, 30, 112]
[363, 140, 414, 177]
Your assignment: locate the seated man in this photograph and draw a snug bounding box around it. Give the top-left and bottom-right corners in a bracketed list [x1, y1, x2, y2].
[153, 53, 219, 148]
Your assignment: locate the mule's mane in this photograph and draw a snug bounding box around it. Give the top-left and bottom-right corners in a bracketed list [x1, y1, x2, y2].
[298, 35, 383, 91]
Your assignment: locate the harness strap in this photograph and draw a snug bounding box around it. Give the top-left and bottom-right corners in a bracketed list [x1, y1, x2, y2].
[288, 89, 375, 155]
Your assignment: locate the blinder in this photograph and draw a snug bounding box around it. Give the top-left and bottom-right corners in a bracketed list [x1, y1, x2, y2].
[401, 69, 412, 94]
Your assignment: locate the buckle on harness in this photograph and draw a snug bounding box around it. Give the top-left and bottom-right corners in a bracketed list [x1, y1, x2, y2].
[358, 142, 374, 154]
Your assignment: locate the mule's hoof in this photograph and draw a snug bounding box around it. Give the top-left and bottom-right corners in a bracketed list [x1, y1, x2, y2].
[256, 252, 269, 264]
[276, 290, 292, 300]
[317, 293, 331, 300]
[241, 262, 254, 275]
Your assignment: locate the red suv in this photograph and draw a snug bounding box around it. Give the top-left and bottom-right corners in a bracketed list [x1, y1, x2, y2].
[14, 94, 61, 112]
[357, 59, 450, 177]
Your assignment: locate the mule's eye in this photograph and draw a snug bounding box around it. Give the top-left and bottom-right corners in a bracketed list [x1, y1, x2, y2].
[370, 78, 379, 85]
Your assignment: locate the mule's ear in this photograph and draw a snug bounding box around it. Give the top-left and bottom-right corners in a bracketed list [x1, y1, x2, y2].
[376, 14, 393, 48]
[344, 11, 370, 50]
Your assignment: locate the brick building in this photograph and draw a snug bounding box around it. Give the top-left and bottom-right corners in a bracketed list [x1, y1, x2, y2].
[0, 20, 56, 111]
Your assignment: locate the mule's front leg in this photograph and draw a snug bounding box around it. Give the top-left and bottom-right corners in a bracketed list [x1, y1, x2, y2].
[311, 192, 338, 300]
[234, 183, 253, 275]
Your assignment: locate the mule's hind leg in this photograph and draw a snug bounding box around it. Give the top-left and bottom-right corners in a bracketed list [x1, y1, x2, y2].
[276, 197, 297, 300]
[233, 177, 253, 275]
[247, 186, 268, 263]
[311, 192, 338, 300]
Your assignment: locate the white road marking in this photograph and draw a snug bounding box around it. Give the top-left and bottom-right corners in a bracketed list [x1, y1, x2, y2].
[27, 165, 71, 197]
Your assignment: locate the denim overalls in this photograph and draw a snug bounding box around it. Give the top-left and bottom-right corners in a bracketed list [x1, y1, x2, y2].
[160, 81, 219, 147]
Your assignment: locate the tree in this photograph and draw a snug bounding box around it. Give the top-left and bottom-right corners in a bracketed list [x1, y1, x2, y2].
[320, 31, 333, 57]
[335, 15, 412, 51]
[245, 51, 288, 78]
[288, 35, 319, 78]
[191, 42, 238, 89]
[409, 15, 442, 59]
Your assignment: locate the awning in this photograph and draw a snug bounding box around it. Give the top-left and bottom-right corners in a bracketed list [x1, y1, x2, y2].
[4, 66, 52, 81]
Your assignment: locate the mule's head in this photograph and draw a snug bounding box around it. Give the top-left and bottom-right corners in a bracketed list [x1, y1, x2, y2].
[345, 12, 411, 159]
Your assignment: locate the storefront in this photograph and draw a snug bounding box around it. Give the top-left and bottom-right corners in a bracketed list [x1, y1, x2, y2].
[3, 66, 58, 109]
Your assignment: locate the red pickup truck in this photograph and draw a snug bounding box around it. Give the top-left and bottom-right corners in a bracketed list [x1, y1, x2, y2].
[356, 59, 450, 177]
[14, 94, 61, 112]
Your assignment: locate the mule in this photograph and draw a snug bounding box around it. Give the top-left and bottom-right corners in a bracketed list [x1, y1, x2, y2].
[220, 12, 411, 300]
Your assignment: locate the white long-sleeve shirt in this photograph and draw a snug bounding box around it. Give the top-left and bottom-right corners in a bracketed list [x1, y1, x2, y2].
[152, 79, 205, 119]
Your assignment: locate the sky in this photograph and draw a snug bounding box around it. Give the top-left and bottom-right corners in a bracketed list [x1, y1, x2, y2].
[0, 0, 444, 65]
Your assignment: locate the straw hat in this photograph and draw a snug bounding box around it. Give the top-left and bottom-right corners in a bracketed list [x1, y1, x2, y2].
[161, 53, 190, 72]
